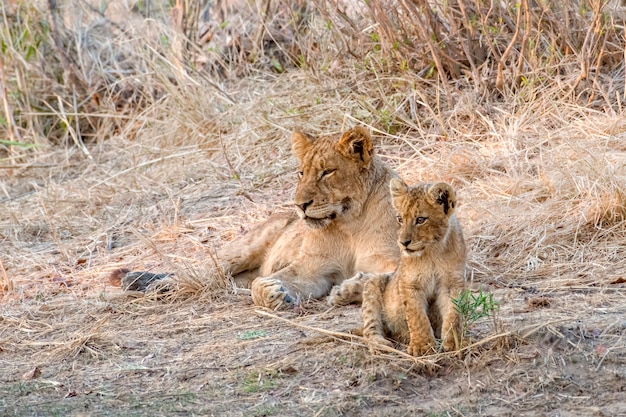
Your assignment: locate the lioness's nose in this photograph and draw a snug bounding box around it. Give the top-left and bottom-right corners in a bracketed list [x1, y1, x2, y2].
[401, 240, 411, 248]
[297, 200, 312, 213]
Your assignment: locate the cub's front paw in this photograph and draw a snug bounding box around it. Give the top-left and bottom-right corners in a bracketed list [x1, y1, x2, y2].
[251, 277, 296, 310]
[407, 338, 436, 356]
[366, 334, 393, 354]
[442, 333, 466, 352]
[327, 272, 367, 306]
[327, 284, 353, 306]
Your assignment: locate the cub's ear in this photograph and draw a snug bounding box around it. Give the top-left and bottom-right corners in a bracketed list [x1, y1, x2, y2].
[291, 131, 312, 161]
[336, 126, 373, 166]
[428, 182, 456, 215]
[389, 177, 408, 198]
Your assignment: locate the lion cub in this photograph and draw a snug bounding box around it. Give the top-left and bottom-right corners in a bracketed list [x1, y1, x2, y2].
[360, 178, 467, 356]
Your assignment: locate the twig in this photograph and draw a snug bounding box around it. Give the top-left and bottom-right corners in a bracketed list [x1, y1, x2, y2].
[255, 310, 575, 361]
[90, 150, 199, 189]
[0, 258, 13, 293]
[55, 96, 92, 159]
[0, 54, 22, 146]
[254, 310, 438, 367]
[496, 0, 524, 90]
[255, 309, 439, 366]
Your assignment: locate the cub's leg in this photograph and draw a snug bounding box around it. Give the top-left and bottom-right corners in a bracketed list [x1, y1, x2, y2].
[438, 285, 464, 352]
[402, 284, 436, 356]
[361, 273, 394, 350]
[327, 272, 375, 306]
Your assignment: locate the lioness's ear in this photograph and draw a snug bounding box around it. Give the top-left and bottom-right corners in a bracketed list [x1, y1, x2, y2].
[428, 182, 456, 215]
[291, 131, 312, 161]
[336, 126, 373, 165]
[389, 177, 408, 198]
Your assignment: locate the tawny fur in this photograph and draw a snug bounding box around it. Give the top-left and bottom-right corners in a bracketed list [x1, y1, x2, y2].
[330, 179, 467, 356]
[218, 127, 400, 309]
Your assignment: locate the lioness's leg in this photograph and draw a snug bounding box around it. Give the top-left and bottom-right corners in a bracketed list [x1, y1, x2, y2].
[361, 274, 393, 349]
[402, 284, 436, 356]
[219, 213, 296, 285]
[251, 264, 340, 310]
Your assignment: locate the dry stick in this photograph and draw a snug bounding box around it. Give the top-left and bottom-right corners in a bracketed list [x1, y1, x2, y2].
[0, 55, 22, 147]
[171, 0, 185, 74]
[401, 0, 452, 102]
[473, 0, 497, 59]
[456, 0, 482, 89]
[620, 32, 626, 99]
[55, 96, 92, 159]
[47, 0, 83, 95]
[254, 309, 439, 366]
[90, 150, 198, 189]
[256, 310, 575, 361]
[571, 0, 603, 92]
[514, 0, 531, 87]
[251, 0, 273, 59]
[0, 258, 13, 293]
[496, 0, 523, 91]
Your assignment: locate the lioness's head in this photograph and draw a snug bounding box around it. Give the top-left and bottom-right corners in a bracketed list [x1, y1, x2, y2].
[291, 126, 375, 228]
[390, 178, 457, 256]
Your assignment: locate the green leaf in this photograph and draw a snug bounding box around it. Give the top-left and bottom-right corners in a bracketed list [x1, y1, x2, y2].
[25, 45, 36, 61]
[270, 58, 284, 73]
[238, 329, 268, 340]
[0, 139, 37, 149]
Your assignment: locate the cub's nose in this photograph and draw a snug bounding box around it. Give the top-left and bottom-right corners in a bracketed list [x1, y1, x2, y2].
[296, 200, 313, 213]
[401, 240, 412, 248]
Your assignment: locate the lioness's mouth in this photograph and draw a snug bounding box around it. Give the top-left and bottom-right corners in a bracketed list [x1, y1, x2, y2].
[403, 246, 426, 255]
[303, 213, 338, 229]
[304, 212, 337, 221]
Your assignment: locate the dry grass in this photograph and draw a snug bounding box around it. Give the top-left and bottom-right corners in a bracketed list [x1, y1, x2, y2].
[1, 0, 626, 415]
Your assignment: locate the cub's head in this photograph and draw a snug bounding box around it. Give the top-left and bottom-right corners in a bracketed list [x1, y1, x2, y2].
[390, 178, 457, 256]
[291, 126, 375, 228]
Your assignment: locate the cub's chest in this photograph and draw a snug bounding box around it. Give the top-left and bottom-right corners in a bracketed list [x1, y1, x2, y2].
[398, 257, 445, 288]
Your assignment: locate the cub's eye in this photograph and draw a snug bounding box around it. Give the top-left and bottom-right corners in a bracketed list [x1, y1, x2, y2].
[396, 216, 403, 224]
[297, 171, 303, 179]
[415, 217, 427, 225]
[321, 169, 336, 178]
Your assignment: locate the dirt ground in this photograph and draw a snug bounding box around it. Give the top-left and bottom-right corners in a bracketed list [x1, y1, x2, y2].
[1, 283, 625, 416]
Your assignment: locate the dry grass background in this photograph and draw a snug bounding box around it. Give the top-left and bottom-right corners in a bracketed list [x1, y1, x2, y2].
[1, 0, 626, 415]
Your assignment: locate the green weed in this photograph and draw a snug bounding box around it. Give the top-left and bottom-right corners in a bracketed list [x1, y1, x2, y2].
[241, 370, 279, 393]
[452, 288, 499, 338]
[238, 329, 268, 340]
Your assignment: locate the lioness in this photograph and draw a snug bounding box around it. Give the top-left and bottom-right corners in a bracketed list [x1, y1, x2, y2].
[219, 126, 400, 309]
[330, 178, 466, 355]
[119, 127, 401, 309]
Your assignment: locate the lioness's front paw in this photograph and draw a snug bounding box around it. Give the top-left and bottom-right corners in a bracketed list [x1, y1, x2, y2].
[407, 338, 436, 356]
[251, 277, 296, 310]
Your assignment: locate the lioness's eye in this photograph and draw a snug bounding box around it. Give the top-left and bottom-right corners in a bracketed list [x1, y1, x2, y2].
[396, 216, 403, 224]
[297, 171, 303, 179]
[321, 169, 336, 178]
[415, 217, 427, 225]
